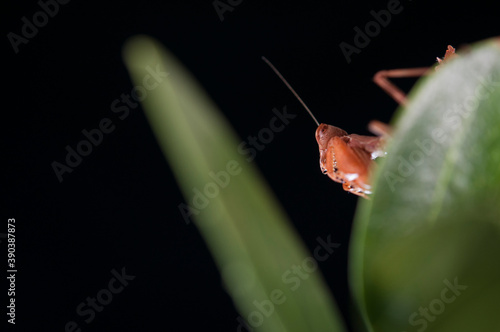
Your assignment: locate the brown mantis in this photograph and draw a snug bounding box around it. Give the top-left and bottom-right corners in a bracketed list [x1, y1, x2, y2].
[263, 45, 456, 198]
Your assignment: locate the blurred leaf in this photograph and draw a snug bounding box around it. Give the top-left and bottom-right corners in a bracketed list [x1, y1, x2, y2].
[350, 38, 500, 331]
[123, 36, 345, 332]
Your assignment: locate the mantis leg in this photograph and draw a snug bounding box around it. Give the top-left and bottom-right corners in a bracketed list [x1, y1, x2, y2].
[373, 67, 429, 106]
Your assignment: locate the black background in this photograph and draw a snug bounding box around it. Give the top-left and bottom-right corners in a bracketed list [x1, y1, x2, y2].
[3, 0, 499, 331]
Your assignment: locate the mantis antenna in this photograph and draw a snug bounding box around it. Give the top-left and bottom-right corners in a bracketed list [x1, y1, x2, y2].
[262, 56, 320, 127]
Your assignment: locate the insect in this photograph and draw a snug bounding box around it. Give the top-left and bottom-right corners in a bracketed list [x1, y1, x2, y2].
[262, 45, 455, 198]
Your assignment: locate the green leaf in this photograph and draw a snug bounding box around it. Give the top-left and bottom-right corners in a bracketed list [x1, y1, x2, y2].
[350, 39, 500, 331]
[123, 35, 345, 332]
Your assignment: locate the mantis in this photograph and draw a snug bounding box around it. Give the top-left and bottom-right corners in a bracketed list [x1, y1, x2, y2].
[263, 45, 456, 198]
